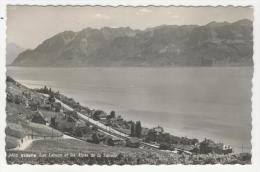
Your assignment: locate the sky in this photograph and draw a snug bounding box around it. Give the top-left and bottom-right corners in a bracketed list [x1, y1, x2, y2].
[7, 6, 253, 49]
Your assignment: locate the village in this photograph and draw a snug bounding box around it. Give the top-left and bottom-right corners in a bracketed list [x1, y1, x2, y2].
[5, 76, 251, 164]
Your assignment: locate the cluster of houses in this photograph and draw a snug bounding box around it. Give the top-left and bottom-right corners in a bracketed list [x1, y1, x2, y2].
[7, 85, 61, 127]
[199, 138, 233, 154]
[144, 125, 233, 155]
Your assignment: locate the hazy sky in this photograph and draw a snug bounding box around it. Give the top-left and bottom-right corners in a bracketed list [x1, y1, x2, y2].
[7, 6, 253, 49]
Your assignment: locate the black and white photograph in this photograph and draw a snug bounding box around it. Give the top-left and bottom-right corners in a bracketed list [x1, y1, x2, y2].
[3, 5, 256, 165]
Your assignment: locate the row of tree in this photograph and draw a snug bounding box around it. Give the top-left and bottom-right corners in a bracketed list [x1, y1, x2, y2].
[145, 128, 199, 146]
[130, 121, 142, 138]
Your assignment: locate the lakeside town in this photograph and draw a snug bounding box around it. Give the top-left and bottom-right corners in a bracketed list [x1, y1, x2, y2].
[6, 76, 251, 164]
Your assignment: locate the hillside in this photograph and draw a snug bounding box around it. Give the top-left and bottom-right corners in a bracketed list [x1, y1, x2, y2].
[6, 76, 251, 164]
[12, 19, 253, 67]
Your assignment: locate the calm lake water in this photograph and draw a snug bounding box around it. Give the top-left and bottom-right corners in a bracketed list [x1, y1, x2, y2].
[7, 67, 252, 153]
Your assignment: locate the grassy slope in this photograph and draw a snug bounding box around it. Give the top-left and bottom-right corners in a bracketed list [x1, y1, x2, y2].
[5, 79, 162, 156]
[6, 103, 63, 149]
[6, 136, 20, 149]
[25, 138, 168, 157]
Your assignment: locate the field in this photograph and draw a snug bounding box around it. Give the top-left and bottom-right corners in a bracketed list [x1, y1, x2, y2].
[6, 136, 20, 149]
[8, 138, 249, 165]
[6, 100, 63, 150]
[7, 138, 183, 165]
[26, 138, 151, 154]
[40, 110, 64, 122]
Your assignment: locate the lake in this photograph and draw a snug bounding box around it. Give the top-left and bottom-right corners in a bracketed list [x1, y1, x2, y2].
[7, 67, 252, 153]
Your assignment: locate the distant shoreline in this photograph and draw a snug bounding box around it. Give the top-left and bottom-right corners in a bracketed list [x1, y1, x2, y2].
[7, 65, 254, 69]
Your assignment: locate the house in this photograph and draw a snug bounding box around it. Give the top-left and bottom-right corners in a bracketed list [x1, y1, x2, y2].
[152, 126, 164, 135]
[64, 110, 79, 120]
[80, 107, 92, 115]
[54, 92, 61, 99]
[39, 104, 52, 111]
[29, 102, 39, 111]
[180, 137, 193, 145]
[103, 136, 124, 146]
[75, 120, 86, 128]
[222, 144, 233, 154]
[31, 111, 46, 125]
[103, 137, 115, 146]
[66, 115, 77, 123]
[199, 139, 232, 154]
[239, 153, 251, 161]
[141, 128, 149, 136]
[92, 110, 107, 121]
[199, 139, 216, 154]
[22, 91, 31, 99]
[51, 102, 61, 112]
[22, 98, 29, 108]
[29, 98, 41, 111]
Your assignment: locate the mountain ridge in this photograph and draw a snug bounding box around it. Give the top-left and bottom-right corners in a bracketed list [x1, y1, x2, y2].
[12, 19, 253, 67]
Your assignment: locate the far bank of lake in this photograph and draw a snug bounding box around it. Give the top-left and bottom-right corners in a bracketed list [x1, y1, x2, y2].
[7, 66, 253, 153]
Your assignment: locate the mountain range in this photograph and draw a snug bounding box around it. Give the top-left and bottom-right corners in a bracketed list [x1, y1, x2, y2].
[6, 43, 25, 65]
[11, 19, 253, 67]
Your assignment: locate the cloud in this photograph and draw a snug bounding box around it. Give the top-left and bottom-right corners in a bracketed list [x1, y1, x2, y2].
[166, 11, 180, 19]
[94, 13, 110, 20]
[139, 8, 152, 13]
[171, 15, 180, 19]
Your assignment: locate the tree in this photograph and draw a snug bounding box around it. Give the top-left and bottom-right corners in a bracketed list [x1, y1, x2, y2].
[106, 111, 116, 120]
[93, 112, 101, 121]
[135, 121, 142, 138]
[130, 122, 135, 137]
[110, 111, 116, 118]
[117, 115, 122, 120]
[145, 129, 157, 142]
[159, 143, 171, 150]
[43, 86, 48, 93]
[191, 138, 199, 145]
[14, 95, 22, 104]
[48, 93, 55, 103]
[50, 117, 56, 128]
[105, 137, 115, 146]
[92, 133, 100, 144]
[74, 128, 83, 137]
[71, 111, 79, 120]
[158, 132, 171, 143]
[54, 102, 61, 112]
[92, 125, 98, 132]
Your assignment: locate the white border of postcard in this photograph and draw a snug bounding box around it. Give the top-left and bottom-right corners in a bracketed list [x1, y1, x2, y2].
[0, 0, 260, 172]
